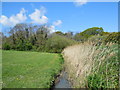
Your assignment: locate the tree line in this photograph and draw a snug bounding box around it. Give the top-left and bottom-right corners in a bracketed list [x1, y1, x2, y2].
[1, 23, 119, 53]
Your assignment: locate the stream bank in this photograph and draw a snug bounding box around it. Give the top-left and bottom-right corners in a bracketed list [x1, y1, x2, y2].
[50, 54, 72, 89]
[54, 70, 71, 88]
[50, 68, 72, 89]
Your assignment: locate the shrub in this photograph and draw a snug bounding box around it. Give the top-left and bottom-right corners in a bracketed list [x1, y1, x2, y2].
[3, 43, 11, 50]
[104, 32, 120, 44]
[87, 35, 106, 45]
[25, 43, 33, 50]
[45, 35, 77, 53]
[74, 27, 104, 42]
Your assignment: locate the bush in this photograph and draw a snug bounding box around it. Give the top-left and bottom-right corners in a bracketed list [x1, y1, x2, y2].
[45, 35, 77, 53]
[74, 27, 104, 42]
[87, 35, 106, 45]
[25, 43, 33, 50]
[3, 43, 11, 50]
[104, 32, 120, 44]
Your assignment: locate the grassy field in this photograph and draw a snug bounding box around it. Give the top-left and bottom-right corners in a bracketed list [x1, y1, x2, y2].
[2, 50, 63, 88]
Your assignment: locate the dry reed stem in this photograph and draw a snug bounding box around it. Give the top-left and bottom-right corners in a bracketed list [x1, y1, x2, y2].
[62, 42, 97, 87]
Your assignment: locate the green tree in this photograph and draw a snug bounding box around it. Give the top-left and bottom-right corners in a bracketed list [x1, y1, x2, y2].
[104, 32, 120, 44]
[74, 27, 104, 42]
[45, 34, 77, 53]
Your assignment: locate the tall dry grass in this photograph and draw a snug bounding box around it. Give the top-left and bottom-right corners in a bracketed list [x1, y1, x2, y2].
[62, 42, 96, 87]
[62, 42, 118, 88]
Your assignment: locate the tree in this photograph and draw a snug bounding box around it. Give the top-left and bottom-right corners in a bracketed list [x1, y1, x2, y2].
[54, 31, 65, 36]
[0, 32, 4, 49]
[104, 32, 120, 44]
[64, 31, 73, 39]
[45, 34, 77, 53]
[74, 27, 104, 42]
[35, 25, 50, 51]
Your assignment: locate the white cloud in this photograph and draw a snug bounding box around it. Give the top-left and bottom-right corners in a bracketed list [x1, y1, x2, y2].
[47, 20, 62, 33]
[0, 6, 62, 34]
[0, 15, 10, 26]
[46, 20, 62, 34]
[0, 8, 27, 26]
[74, 0, 88, 6]
[53, 20, 62, 26]
[29, 7, 48, 24]
[47, 25, 56, 33]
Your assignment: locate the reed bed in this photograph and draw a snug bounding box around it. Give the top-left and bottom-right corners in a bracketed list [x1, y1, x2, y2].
[62, 42, 119, 88]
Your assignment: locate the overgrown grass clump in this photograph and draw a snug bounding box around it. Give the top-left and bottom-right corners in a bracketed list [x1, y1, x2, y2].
[63, 42, 119, 88]
[2, 50, 63, 88]
[87, 44, 119, 88]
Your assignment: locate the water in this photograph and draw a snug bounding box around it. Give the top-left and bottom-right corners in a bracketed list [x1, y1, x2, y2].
[54, 71, 71, 89]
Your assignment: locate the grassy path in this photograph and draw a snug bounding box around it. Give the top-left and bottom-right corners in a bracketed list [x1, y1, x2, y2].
[2, 50, 63, 88]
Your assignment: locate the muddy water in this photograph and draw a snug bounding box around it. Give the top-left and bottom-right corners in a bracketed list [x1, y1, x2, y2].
[54, 71, 71, 89]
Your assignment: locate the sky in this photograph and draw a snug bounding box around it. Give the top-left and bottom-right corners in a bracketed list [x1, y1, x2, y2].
[0, 2, 118, 35]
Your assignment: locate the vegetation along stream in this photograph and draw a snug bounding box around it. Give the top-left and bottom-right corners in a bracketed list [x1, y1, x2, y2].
[52, 54, 72, 89]
[53, 70, 72, 89]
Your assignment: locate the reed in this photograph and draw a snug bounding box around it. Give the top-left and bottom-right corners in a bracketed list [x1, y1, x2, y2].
[62, 42, 119, 88]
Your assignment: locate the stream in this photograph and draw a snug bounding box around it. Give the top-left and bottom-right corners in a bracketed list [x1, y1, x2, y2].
[53, 70, 72, 89]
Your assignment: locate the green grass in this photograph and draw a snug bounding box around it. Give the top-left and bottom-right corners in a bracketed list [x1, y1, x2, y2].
[87, 44, 119, 88]
[0, 50, 2, 89]
[2, 50, 63, 88]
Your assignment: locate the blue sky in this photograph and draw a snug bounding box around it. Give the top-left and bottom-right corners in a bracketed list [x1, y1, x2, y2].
[1, 2, 118, 35]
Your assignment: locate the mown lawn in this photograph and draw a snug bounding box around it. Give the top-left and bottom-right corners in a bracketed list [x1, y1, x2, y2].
[2, 50, 63, 88]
